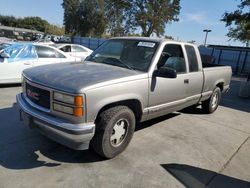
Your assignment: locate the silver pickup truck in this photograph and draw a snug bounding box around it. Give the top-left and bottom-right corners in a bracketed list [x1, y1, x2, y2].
[17, 37, 232, 158]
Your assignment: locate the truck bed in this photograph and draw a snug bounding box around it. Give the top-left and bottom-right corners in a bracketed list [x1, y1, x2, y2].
[202, 62, 225, 68]
[202, 64, 232, 96]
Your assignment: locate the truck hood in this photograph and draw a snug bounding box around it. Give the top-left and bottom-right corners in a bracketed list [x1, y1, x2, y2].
[23, 61, 143, 93]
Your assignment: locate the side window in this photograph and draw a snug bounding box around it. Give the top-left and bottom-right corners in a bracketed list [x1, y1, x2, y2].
[158, 44, 186, 74]
[72, 45, 87, 52]
[185, 45, 199, 72]
[60, 45, 71, 52]
[35, 46, 64, 58]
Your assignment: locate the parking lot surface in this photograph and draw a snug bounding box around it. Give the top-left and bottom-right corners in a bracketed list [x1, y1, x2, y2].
[0, 80, 250, 188]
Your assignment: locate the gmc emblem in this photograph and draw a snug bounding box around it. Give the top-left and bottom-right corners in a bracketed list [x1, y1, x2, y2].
[27, 89, 39, 100]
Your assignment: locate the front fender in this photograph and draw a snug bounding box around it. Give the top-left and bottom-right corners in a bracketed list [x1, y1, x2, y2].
[84, 80, 148, 122]
[89, 94, 145, 122]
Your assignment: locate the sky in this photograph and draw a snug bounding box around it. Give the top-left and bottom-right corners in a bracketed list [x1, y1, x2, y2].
[0, 0, 244, 46]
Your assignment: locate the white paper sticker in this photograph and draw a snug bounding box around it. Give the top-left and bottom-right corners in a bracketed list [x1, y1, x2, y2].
[137, 42, 156, 48]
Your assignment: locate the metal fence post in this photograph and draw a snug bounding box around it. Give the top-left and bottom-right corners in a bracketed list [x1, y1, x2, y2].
[241, 51, 248, 73]
[217, 49, 222, 64]
[211, 47, 215, 56]
[235, 50, 242, 75]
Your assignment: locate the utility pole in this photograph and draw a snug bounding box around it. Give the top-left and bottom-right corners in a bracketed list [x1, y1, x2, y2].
[203, 29, 212, 46]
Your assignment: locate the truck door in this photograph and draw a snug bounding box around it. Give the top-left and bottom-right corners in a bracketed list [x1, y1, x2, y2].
[184, 45, 204, 106]
[148, 44, 188, 118]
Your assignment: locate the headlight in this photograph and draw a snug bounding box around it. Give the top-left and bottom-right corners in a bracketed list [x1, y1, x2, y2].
[53, 92, 84, 117]
[53, 103, 84, 117]
[53, 103, 74, 114]
[54, 92, 75, 104]
[53, 92, 83, 106]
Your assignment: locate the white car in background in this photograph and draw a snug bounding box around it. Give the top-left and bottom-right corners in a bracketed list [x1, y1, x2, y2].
[0, 43, 81, 84]
[53, 44, 93, 60]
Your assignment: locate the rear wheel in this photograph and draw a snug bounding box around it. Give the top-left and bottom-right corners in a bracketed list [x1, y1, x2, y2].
[202, 87, 221, 114]
[91, 106, 135, 159]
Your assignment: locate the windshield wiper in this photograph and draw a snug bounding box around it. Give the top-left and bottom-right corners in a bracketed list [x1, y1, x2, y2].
[102, 57, 135, 71]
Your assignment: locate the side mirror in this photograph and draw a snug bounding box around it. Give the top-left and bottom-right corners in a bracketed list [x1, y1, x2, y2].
[0, 51, 10, 58]
[153, 67, 177, 78]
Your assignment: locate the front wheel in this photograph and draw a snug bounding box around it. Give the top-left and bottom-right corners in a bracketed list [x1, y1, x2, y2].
[202, 87, 221, 114]
[91, 106, 135, 159]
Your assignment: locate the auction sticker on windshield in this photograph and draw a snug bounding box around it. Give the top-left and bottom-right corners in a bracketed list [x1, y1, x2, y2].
[137, 42, 156, 48]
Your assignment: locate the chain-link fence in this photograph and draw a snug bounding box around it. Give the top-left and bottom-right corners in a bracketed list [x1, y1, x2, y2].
[199, 45, 250, 75]
[72, 36, 106, 50]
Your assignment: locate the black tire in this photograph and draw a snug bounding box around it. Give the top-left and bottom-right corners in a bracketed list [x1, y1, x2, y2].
[202, 87, 221, 114]
[91, 106, 135, 159]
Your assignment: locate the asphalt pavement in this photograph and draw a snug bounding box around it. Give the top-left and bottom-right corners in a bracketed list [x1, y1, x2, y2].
[0, 80, 249, 188]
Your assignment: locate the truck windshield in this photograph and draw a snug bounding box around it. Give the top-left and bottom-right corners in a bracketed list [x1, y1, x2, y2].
[86, 39, 158, 72]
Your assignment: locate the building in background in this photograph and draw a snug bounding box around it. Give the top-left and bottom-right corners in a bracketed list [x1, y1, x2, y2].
[0, 25, 44, 41]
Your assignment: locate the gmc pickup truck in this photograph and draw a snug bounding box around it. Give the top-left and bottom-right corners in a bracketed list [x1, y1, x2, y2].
[17, 37, 232, 158]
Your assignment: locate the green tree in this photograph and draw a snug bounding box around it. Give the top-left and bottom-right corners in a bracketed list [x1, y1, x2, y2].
[46, 24, 65, 35]
[0, 15, 18, 27]
[129, 0, 181, 37]
[62, 0, 106, 37]
[62, 0, 181, 37]
[221, 0, 250, 46]
[19, 17, 49, 32]
[77, 0, 106, 37]
[62, 0, 80, 34]
[105, 0, 131, 37]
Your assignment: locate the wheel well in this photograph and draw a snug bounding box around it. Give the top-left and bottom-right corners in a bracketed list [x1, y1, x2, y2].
[216, 82, 224, 91]
[95, 100, 143, 123]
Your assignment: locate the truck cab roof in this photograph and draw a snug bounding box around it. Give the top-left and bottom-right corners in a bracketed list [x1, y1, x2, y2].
[111, 37, 194, 46]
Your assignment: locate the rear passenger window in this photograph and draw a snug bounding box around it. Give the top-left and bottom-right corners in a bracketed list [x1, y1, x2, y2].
[158, 44, 186, 74]
[60, 45, 71, 52]
[72, 45, 87, 52]
[35, 46, 66, 58]
[185, 45, 199, 72]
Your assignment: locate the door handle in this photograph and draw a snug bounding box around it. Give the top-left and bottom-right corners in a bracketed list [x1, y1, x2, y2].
[24, 62, 31, 65]
[184, 79, 189, 84]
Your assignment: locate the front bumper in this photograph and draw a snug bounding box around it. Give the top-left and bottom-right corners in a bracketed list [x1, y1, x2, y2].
[17, 93, 95, 150]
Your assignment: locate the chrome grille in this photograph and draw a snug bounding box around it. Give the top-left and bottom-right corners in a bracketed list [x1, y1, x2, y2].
[25, 82, 50, 109]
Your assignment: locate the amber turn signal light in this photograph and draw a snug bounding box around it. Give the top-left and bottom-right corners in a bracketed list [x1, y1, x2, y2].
[73, 107, 83, 117]
[74, 96, 83, 106]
